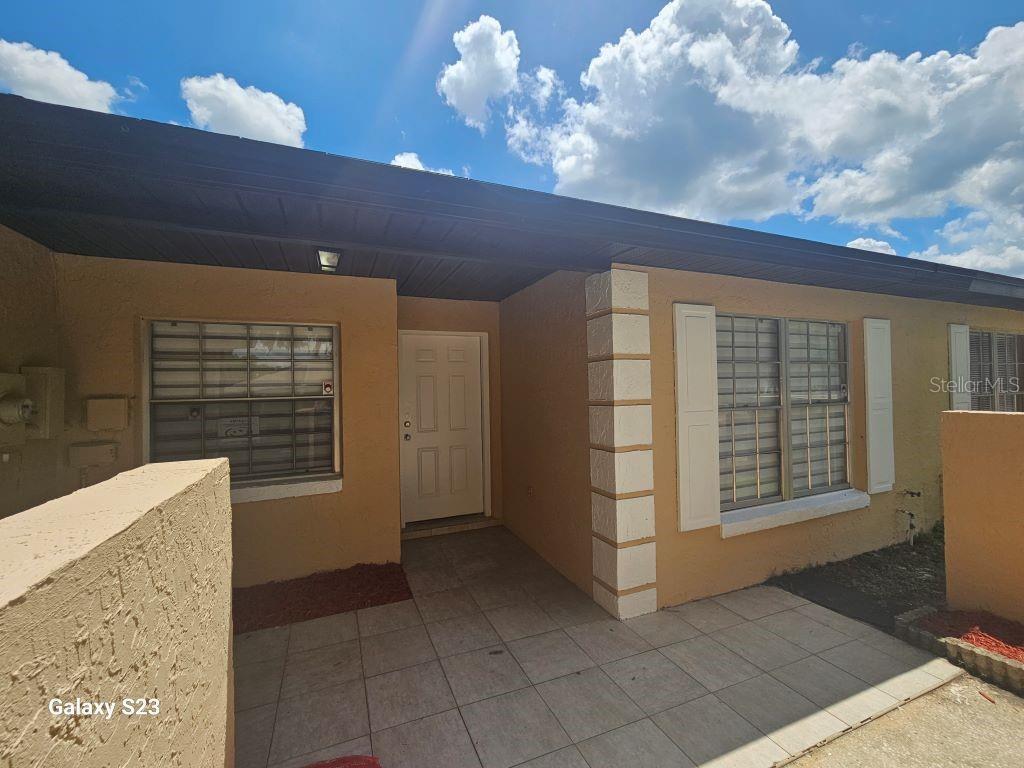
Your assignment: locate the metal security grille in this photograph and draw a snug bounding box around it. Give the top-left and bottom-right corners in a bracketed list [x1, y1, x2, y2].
[149, 321, 337, 482]
[970, 330, 1023, 411]
[716, 316, 783, 509]
[717, 315, 849, 510]
[786, 320, 849, 497]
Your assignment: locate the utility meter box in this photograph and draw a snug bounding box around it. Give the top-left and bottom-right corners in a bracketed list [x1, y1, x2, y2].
[21, 366, 65, 440]
[86, 396, 129, 432]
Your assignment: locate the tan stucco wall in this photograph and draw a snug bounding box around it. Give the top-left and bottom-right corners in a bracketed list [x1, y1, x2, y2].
[0, 459, 233, 767]
[0, 225, 401, 587]
[633, 263, 1024, 606]
[397, 296, 503, 518]
[0, 227, 63, 517]
[941, 411, 1024, 623]
[499, 271, 593, 592]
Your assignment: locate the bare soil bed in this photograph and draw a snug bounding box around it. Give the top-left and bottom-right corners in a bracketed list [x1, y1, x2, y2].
[918, 609, 1024, 664]
[769, 524, 946, 630]
[233, 562, 411, 633]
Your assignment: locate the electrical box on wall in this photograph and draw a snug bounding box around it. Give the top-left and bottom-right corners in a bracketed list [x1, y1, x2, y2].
[68, 440, 118, 468]
[0, 372, 30, 446]
[21, 367, 65, 440]
[86, 396, 129, 432]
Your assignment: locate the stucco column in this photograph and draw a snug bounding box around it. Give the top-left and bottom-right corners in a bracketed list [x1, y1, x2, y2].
[585, 269, 657, 619]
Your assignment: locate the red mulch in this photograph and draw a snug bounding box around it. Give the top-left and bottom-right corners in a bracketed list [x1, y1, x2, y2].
[233, 562, 411, 634]
[917, 609, 1024, 664]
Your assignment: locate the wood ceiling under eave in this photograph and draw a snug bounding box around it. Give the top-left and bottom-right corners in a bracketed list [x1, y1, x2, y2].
[3, 95, 1024, 310]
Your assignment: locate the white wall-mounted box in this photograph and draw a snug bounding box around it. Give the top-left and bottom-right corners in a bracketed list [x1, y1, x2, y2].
[21, 367, 65, 440]
[86, 396, 129, 431]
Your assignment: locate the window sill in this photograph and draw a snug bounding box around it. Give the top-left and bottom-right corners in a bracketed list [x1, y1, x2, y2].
[720, 488, 870, 538]
[230, 475, 343, 504]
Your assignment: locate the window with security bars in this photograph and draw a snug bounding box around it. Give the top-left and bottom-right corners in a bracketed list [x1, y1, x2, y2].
[717, 315, 849, 510]
[969, 330, 1024, 411]
[148, 321, 338, 484]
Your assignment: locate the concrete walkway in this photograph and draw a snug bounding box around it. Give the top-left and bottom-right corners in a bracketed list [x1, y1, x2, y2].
[793, 673, 1024, 768]
[233, 526, 964, 768]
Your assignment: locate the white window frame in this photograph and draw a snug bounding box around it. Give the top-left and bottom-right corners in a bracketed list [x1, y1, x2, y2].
[141, 318, 342, 503]
[717, 314, 853, 511]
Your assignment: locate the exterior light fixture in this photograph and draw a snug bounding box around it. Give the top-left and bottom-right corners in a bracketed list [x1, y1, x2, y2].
[317, 249, 341, 273]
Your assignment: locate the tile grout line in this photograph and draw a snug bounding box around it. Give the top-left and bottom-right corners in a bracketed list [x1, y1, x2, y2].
[272, 589, 913, 757]
[536, 664, 648, 750]
[271, 615, 940, 766]
[355, 610, 374, 757]
[291, 535, 927, 766]
[419, 603, 487, 768]
[408, 538, 952, 762]
[262, 624, 292, 768]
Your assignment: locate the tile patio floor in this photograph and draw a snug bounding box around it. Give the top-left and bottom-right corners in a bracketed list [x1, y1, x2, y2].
[234, 526, 962, 768]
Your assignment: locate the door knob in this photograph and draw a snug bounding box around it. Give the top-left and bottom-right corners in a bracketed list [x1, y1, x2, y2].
[403, 420, 412, 428]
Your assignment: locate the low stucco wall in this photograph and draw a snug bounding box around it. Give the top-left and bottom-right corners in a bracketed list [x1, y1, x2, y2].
[0, 225, 401, 587]
[941, 411, 1024, 624]
[398, 296, 503, 518]
[632, 262, 1024, 606]
[0, 459, 233, 767]
[500, 271, 593, 593]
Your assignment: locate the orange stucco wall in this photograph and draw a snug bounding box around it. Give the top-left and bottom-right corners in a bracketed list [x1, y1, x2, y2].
[632, 263, 1024, 607]
[0, 225, 401, 587]
[0, 228, 63, 516]
[499, 271, 593, 593]
[941, 411, 1024, 623]
[397, 296, 503, 518]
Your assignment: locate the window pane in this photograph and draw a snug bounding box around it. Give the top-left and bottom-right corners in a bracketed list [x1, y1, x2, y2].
[790, 404, 848, 497]
[788, 321, 847, 405]
[970, 331, 994, 411]
[249, 325, 293, 359]
[992, 332, 1021, 411]
[294, 360, 335, 397]
[249, 360, 295, 397]
[716, 314, 783, 509]
[202, 323, 248, 359]
[150, 320, 337, 482]
[151, 322, 202, 399]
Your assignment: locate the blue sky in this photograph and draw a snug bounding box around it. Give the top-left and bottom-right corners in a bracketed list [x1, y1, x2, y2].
[2, 1, 1023, 274]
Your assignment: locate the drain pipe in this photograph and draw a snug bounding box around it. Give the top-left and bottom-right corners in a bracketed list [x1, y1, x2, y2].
[897, 489, 922, 545]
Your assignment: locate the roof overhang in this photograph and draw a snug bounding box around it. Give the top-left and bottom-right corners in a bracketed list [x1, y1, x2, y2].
[2, 94, 1024, 308]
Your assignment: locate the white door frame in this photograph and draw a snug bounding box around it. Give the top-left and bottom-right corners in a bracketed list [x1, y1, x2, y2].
[398, 329, 492, 522]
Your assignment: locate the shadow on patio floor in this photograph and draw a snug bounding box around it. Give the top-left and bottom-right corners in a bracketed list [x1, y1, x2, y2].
[232, 526, 963, 768]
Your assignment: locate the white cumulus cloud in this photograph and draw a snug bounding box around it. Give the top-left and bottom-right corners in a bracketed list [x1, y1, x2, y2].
[0, 39, 118, 112]
[180, 74, 306, 147]
[846, 237, 897, 255]
[437, 15, 520, 131]
[438, 2, 1024, 275]
[526, 66, 562, 110]
[390, 152, 454, 175]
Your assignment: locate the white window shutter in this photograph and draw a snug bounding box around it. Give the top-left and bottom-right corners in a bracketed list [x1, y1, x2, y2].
[864, 318, 895, 494]
[948, 324, 971, 410]
[674, 303, 720, 530]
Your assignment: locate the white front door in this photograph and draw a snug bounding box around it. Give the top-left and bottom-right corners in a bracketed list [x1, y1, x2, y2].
[399, 332, 485, 523]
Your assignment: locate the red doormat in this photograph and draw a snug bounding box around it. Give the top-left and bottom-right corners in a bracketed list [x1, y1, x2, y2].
[917, 610, 1024, 663]
[233, 562, 411, 634]
[305, 758, 379, 768]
